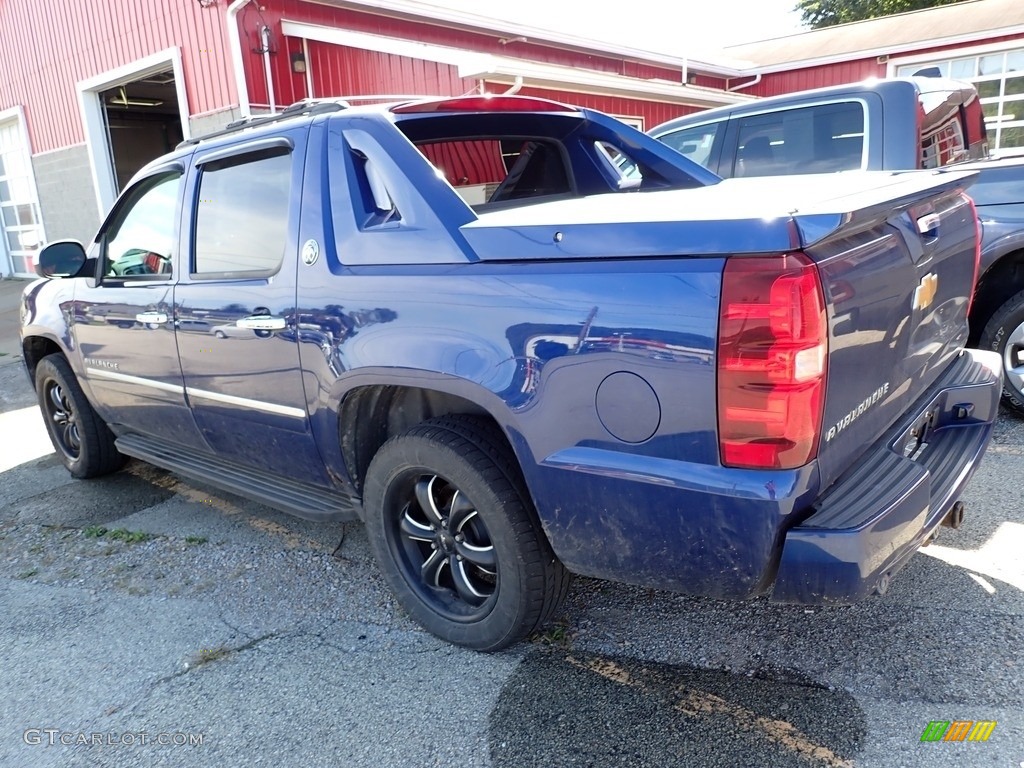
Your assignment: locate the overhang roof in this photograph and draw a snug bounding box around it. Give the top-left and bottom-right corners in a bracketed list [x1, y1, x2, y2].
[308, 0, 745, 76]
[724, 0, 1024, 70]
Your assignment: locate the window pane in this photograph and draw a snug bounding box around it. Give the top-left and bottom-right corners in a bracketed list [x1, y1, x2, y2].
[1001, 98, 1024, 122]
[950, 58, 976, 79]
[11, 254, 34, 274]
[1008, 50, 1024, 73]
[0, 205, 15, 226]
[1000, 125, 1024, 148]
[983, 102, 1002, 121]
[980, 54, 1005, 76]
[16, 203, 35, 225]
[659, 122, 721, 169]
[6, 227, 39, 252]
[105, 173, 180, 278]
[977, 79, 1002, 98]
[732, 101, 863, 178]
[194, 150, 291, 275]
[1006, 75, 1024, 96]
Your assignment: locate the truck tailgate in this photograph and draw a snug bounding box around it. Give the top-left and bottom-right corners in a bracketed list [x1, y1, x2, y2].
[793, 170, 979, 491]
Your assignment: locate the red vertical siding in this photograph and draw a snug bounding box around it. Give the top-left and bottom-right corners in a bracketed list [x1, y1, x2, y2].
[747, 59, 887, 98]
[239, 0, 695, 112]
[305, 42, 474, 102]
[509, 86, 705, 130]
[0, 0, 237, 153]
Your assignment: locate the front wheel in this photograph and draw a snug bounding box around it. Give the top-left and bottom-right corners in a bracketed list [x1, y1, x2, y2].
[363, 416, 569, 651]
[35, 354, 125, 478]
[980, 290, 1024, 416]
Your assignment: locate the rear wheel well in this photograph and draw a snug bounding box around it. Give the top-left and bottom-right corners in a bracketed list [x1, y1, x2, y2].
[970, 249, 1024, 344]
[22, 337, 63, 383]
[339, 385, 512, 494]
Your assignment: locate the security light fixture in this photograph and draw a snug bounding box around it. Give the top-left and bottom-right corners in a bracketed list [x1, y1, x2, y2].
[108, 86, 163, 108]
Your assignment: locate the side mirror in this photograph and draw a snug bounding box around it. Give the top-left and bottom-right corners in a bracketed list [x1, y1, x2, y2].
[36, 240, 88, 279]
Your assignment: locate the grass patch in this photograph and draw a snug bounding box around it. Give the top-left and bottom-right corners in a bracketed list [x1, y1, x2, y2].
[530, 619, 573, 648]
[184, 535, 208, 545]
[107, 529, 153, 543]
[190, 646, 232, 668]
[83, 526, 154, 544]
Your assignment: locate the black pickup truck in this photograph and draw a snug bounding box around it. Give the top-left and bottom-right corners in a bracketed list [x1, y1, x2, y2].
[650, 77, 1024, 413]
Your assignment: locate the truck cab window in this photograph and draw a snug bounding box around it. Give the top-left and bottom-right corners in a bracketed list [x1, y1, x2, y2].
[103, 173, 180, 279]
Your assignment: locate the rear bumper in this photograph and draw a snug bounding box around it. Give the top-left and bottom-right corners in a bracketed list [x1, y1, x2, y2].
[771, 347, 1002, 604]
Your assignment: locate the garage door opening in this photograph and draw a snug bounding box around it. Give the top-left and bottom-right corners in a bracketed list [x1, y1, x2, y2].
[79, 48, 190, 215]
[99, 70, 183, 192]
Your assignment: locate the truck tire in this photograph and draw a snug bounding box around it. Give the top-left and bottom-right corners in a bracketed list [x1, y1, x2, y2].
[35, 354, 125, 478]
[362, 416, 570, 651]
[980, 290, 1024, 416]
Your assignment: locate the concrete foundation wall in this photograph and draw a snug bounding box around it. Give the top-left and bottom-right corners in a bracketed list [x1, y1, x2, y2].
[32, 145, 101, 246]
[188, 107, 243, 141]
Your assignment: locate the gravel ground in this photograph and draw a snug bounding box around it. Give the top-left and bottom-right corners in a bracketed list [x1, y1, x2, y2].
[1, 354, 1022, 767]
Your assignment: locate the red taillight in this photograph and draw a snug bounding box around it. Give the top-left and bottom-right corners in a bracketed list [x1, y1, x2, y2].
[965, 193, 982, 316]
[717, 253, 828, 470]
[391, 95, 578, 114]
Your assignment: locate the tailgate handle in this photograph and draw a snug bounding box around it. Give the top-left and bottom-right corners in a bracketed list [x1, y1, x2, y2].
[916, 212, 941, 236]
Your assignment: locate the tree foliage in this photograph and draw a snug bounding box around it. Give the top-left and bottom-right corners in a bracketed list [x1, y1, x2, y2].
[795, 0, 969, 29]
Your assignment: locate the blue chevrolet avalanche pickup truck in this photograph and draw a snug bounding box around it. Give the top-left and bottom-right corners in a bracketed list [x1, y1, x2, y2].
[21, 95, 1002, 650]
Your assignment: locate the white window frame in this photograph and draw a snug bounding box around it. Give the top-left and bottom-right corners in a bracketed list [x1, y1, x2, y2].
[0, 104, 46, 278]
[76, 47, 191, 216]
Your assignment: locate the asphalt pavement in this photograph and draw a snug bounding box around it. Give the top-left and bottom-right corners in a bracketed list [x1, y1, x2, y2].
[0, 277, 1022, 767]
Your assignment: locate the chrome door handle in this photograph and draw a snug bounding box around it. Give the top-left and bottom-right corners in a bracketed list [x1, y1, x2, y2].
[135, 311, 168, 324]
[916, 213, 941, 235]
[236, 314, 286, 330]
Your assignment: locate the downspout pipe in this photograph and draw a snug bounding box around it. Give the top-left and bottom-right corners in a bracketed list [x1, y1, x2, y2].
[261, 25, 277, 113]
[227, 0, 253, 118]
[728, 73, 762, 91]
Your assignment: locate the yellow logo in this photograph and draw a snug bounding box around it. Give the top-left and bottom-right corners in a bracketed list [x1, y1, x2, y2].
[913, 273, 939, 311]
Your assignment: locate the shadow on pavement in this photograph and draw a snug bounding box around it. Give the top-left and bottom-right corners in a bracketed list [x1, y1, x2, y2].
[490, 649, 865, 768]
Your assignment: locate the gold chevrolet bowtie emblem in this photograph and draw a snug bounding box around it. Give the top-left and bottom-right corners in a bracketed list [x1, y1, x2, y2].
[913, 272, 939, 311]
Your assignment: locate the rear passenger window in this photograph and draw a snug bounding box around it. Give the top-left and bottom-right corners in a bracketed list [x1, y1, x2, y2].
[193, 148, 291, 276]
[730, 102, 865, 178]
[659, 122, 721, 169]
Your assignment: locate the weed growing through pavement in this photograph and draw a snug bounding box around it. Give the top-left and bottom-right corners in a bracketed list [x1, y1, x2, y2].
[83, 526, 154, 543]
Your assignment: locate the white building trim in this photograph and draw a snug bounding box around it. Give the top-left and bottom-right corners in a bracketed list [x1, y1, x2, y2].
[280, 20, 754, 109]
[76, 47, 190, 215]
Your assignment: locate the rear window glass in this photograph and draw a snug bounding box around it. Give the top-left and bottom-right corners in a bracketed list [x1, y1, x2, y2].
[415, 139, 571, 206]
[729, 102, 865, 178]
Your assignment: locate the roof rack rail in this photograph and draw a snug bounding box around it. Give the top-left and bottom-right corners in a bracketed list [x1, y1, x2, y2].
[177, 99, 349, 148]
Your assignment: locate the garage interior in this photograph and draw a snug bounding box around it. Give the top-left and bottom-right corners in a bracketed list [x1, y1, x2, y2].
[98, 71, 183, 192]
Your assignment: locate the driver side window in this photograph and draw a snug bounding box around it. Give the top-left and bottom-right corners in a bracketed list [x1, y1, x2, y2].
[103, 172, 181, 279]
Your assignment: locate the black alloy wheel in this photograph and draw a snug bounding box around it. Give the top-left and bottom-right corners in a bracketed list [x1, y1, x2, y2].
[42, 378, 81, 460]
[363, 416, 570, 651]
[34, 354, 125, 478]
[389, 473, 497, 621]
